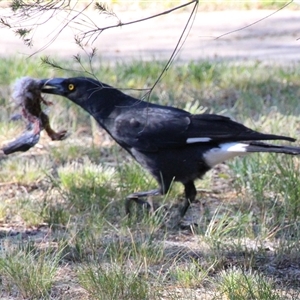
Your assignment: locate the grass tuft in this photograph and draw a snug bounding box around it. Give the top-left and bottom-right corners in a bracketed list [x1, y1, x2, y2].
[0, 246, 62, 299]
[217, 269, 281, 300]
[78, 262, 152, 300]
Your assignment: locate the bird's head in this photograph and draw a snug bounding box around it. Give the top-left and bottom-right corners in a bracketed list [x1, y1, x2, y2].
[40, 76, 141, 118]
[40, 77, 102, 104]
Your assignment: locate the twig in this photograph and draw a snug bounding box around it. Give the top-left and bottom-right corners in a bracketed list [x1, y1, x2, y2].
[214, 0, 293, 40]
[80, 0, 198, 43]
[143, 0, 199, 101]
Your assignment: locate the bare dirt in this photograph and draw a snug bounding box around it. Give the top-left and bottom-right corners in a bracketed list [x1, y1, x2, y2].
[0, 8, 299, 63]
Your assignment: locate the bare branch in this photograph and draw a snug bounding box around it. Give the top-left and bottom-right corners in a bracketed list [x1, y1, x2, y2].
[79, 0, 198, 44]
[214, 0, 293, 40]
[143, 0, 199, 101]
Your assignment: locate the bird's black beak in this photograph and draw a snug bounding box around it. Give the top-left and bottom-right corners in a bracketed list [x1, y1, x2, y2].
[39, 78, 65, 95]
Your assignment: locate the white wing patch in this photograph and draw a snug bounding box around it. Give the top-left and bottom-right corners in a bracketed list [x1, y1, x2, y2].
[186, 137, 211, 143]
[203, 142, 248, 167]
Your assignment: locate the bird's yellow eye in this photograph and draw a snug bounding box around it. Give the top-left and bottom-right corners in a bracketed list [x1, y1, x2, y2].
[68, 83, 75, 91]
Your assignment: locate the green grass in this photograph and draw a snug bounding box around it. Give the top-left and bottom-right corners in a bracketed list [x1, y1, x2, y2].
[217, 269, 281, 300]
[0, 244, 62, 299]
[78, 262, 153, 300]
[1, 57, 300, 298]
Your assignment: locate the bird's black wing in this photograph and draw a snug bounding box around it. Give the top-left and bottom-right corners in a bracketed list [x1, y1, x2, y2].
[110, 107, 191, 151]
[110, 109, 294, 152]
[188, 114, 295, 143]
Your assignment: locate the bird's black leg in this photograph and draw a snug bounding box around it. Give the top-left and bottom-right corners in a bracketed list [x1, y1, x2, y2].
[125, 189, 161, 216]
[180, 181, 197, 218]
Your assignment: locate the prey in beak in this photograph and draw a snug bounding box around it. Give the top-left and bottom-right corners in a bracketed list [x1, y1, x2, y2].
[39, 78, 66, 95]
[1, 77, 68, 155]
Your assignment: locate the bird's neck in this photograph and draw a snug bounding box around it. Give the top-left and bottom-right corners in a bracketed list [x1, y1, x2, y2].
[82, 87, 142, 122]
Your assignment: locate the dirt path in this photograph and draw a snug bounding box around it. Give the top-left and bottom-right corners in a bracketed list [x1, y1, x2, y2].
[0, 8, 299, 62]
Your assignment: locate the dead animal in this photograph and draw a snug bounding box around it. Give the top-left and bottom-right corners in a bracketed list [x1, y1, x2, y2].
[2, 77, 67, 155]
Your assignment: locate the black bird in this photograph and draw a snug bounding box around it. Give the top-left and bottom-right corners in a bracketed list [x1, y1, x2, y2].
[40, 77, 300, 218]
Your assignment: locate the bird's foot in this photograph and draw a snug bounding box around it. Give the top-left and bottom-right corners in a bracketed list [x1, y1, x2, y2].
[125, 196, 153, 216]
[177, 221, 199, 231]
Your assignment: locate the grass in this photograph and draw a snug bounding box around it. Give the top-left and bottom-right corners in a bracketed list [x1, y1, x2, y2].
[0, 243, 62, 299]
[1, 57, 300, 299]
[78, 262, 153, 300]
[217, 269, 281, 300]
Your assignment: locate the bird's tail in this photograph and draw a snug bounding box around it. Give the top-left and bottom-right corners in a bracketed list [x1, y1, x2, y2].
[246, 141, 300, 155]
